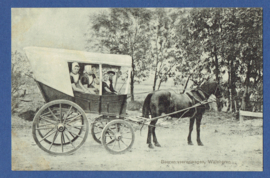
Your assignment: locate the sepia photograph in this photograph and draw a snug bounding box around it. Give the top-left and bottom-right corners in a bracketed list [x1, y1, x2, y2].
[11, 8, 263, 171]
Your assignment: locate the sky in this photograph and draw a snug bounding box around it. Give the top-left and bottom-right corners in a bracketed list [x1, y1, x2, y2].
[11, 8, 227, 87]
[12, 8, 106, 52]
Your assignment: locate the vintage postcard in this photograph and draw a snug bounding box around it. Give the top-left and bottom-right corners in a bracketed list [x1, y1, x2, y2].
[11, 8, 263, 171]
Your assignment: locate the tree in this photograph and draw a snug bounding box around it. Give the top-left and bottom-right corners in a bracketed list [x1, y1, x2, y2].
[149, 9, 183, 91]
[11, 51, 34, 112]
[86, 8, 152, 100]
[237, 8, 263, 111]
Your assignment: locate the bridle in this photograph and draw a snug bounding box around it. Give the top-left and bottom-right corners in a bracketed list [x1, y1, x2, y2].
[197, 83, 222, 99]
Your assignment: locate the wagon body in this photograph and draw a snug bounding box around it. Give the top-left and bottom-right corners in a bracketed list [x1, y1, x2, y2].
[36, 81, 127, 117]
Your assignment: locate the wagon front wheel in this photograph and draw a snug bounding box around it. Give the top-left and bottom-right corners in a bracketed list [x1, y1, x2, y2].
[101, 119, 135, 154]
[32, 100, 89, 155]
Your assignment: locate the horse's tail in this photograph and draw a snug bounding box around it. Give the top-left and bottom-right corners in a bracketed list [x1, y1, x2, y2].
[142, 93, 153, 118]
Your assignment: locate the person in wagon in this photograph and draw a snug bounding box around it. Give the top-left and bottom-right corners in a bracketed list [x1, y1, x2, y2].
[91, 67, 100, 90]
[102, 73, 117, 95]
[80, 65, 99, 94]
[70, 62, 88, 93]
[107, 71, 117, 94]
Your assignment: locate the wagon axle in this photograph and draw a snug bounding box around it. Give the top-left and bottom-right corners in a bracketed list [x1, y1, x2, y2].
[57, 123, 65, 132]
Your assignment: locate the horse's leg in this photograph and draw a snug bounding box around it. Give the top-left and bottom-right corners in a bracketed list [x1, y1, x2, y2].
[196, 114, 204, 146]
[187, 117, 195, 145]
[152, 120, 161, 147]
[147, 125, 154, 149]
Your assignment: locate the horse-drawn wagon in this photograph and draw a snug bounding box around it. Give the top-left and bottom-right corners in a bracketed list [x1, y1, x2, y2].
[25, 47, 222, 155]
[25, 47, 134, 155]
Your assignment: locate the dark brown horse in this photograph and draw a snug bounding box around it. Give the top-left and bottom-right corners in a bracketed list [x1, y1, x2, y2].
[142, 80, 222, 149]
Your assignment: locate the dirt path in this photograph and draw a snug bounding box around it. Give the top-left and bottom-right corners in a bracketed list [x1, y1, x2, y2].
[12, 111, 263, 171]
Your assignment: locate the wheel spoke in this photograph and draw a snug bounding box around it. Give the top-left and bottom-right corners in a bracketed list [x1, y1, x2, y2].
[64, 131, 75, 148]
[121, 137, 132, 139]
[65, 114, 82, 124]
[35, 127, 55, 130]
[94, 131, 102, 134]
[118, 140, 121, 150]
[49, 131, 59, 150]
[65, 124, 85, 132]
[120, 139, 128, 148]
[106, 132, 114, 139]
[40, 109, 57, 117]
[38, 129, 56, 143]
[66, 123, 84, 129]
[40, 115, 57, 125]
[62, 132, 66, 144]
[60, 104, 62, 123]
[67, 131, 75, 138]
[66, 128, 83, 138]
[48, 107, 60, 122]
[112, 140, 116, 150]
[61, 132, 64, 153]
[106, 139, 115, 145]
[38, 123, 55, 127]
[63, 106, 73, 124]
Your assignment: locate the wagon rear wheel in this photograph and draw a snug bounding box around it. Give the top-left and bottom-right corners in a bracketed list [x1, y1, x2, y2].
[101, 119, 134, 154]
[91, 117, 108, 144]
[32, 100, 89, 155]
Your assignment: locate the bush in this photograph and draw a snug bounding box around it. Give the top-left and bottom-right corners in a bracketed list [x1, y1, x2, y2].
[12, 50, 34, 113]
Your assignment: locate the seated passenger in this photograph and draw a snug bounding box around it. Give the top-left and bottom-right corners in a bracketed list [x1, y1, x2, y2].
[81, 65, 99, 94]
[70, 62, 88, 93]
[92, 67, 100, 89]
[107, 71, 117, 94]
[102, 73, 117, 95]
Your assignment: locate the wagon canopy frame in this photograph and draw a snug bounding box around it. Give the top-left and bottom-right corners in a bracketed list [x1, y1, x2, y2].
[24, 46, 132, 97]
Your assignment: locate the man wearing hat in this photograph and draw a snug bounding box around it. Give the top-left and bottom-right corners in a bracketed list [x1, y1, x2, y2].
[107, 71, 117, 94]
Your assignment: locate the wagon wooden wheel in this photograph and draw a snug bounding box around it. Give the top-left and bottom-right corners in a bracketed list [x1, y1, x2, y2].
[32, 100, 89, 155]
[101, 119, 135, 154]
[91, 116, 109, 144]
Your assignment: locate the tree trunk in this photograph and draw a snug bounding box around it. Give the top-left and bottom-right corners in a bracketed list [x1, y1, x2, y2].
[241, 63, 251, 111]
[130, 57, 135, 101]
[230, 58, 235, 112]
[153, 69, 158, 91]
[157, 79, 162, 90]
[214, 49, 220, 84]
[227, 64, 231, 112]
[214, 48, 220, 110]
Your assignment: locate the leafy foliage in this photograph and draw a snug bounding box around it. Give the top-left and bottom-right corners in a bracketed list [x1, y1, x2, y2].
[12, 51, 33, 111]
[85, 8, 262, 111]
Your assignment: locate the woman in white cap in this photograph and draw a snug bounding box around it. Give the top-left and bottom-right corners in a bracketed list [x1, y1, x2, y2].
[70, 62, 88, 93]
[102, 73, 116, 95]
[81, 65, 98, 94]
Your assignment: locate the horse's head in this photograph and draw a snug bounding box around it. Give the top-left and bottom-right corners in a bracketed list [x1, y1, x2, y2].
[199, 80, 223, 99]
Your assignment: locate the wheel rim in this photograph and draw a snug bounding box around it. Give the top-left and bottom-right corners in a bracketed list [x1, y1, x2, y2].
[32, 100, 89, 155]
[101, 120, 134, 154]
[91, 117, 108, 144]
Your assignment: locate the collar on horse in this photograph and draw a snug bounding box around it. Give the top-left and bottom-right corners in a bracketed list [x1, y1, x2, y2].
[186, 89, 206, 106]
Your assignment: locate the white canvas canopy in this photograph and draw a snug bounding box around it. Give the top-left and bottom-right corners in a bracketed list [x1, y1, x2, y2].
[24, 46, 132, 96]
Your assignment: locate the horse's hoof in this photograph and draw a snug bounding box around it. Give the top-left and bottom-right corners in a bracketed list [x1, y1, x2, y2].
[155, 143, 161, 147]
[148, 144, 154, 149]
[188, 141, 193, 145]
[197, 142, 204, 146]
